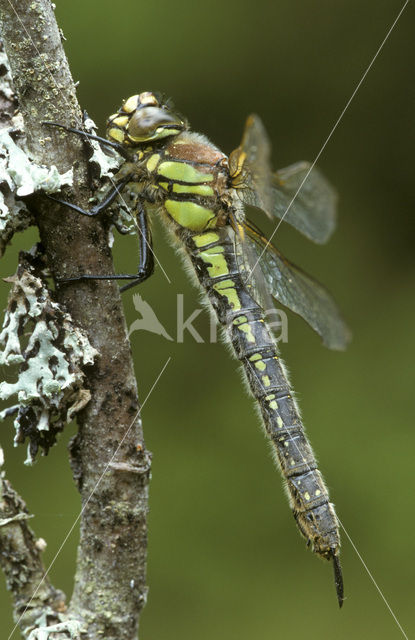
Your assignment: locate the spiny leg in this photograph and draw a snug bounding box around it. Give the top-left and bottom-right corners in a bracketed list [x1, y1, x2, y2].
[45, 174, 133, 217]
[56, 199, 154, 290]
[120, 202, 154, 292]
[42, 120, 130, 159]
[44, 120, 154, 290]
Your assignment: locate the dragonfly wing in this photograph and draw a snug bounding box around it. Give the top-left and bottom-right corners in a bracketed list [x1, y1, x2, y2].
[232, 221, 275, 318]
[230, 116, 337, 243]
[271, 161, 337, 244]
[240, 220, 351, 350]
[229, 114, 273, 214]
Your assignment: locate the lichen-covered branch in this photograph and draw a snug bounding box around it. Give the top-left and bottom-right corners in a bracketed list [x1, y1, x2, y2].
[0, 446, 70, 636]
[0, 249, 97, 465]
[0, 1, 150, 638]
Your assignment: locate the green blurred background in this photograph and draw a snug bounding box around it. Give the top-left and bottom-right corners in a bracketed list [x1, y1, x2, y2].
[1, 0, 414, 637]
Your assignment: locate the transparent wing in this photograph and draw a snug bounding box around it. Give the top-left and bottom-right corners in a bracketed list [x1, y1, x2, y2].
[229, 115, 337, 244]
[237, 220, 351, 350]
[229, 114, 273, 214]
[271, 162, 337, 244]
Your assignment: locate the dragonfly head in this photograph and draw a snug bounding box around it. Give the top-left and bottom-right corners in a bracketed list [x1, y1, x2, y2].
[106, 92, 186, 148]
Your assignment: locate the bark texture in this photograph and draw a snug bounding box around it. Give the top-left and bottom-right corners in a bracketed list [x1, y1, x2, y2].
[0, 463, 67, 633]
[0, 1, 150, 637]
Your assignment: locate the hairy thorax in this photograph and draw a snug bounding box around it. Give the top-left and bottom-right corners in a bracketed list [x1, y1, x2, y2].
[116, 132, 233, 232]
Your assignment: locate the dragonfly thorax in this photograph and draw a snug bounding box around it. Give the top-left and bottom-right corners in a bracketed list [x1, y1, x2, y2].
[132, 131, 231, 232]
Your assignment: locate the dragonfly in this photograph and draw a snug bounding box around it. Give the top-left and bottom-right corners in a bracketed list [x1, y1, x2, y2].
[46, 91, 350, 606]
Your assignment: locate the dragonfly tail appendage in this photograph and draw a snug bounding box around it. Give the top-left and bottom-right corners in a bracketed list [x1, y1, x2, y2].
[332, 550, 344, 608]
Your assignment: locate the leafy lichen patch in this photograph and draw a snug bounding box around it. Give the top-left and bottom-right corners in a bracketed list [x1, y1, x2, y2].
[0, 129, 73, 197]
[0, 248, 98, 464]
[0, 129, 73, 258]
[83, 116, 121, 179]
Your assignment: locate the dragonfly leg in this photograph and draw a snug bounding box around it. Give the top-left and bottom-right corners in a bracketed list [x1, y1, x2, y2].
[57, 199, 154, 291]
[42, 121, 129, 159]
[44, 174, 133, 217]
[119, 201, 154, 292]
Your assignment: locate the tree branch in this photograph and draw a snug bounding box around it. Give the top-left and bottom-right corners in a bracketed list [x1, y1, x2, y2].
[0, 447, 68, 635]
[0, 1, 150, 638]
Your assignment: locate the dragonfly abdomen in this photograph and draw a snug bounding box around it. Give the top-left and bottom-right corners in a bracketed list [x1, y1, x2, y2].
[233, 311, 340, 560]
[186, 227, 340, 561]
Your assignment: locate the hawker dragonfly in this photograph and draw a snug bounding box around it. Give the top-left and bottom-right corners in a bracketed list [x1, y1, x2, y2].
[46, 92, 350, 606]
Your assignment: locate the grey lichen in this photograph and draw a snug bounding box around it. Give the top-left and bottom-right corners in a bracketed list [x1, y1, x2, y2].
[0, 129, 73, 197]
[83, 115, 121, 179]
[0, 248, 98, 464]
[0, 49, 14, 102]
[0, 42, 74, 258]
[0, 129, 74, 258]
[27, 616, 84, 640]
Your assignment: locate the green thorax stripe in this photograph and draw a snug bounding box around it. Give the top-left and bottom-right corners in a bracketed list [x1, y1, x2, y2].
[172, 183, 214, 196]
[157, 160, 214, 183]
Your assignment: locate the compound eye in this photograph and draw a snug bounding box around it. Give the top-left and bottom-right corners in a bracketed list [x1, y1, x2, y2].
[127, 106, 182, 140]
[127, 107, 161, 138]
